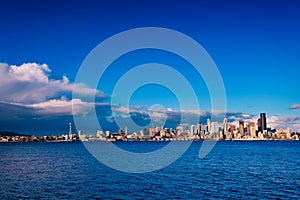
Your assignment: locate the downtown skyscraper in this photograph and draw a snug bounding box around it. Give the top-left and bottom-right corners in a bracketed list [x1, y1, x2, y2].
[258, 113, 267, 132]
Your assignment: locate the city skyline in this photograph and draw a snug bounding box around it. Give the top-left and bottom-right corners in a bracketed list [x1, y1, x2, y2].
[1, 112, 299, 142]
[77, 112, 289, 135]
[0, 0, 300, 134]
[74, 112, 298, 142]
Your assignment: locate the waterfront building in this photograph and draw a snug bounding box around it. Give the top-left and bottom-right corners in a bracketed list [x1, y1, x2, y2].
[248, 122, 256, 138]
[276, 128, 291, 139]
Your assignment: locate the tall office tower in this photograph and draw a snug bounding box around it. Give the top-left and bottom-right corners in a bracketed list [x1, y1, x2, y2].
[223, 118, 228, 138]
[239, 121, 245, 135]
[260, 113, 267, 131]
[198, 122, 203, 134]
[287, 127, 291, 139]
[207, 119, 211, 133]
[248, 122, 256, 138]
[191, 125, 195, 136]
[219, 129, 224, 140]
[220, 118, 228, 139]
[257, 118, 262, 132]
[193, 126, 197, 136]
[125, 126, 128, 135]
[211, 122, 219, 134]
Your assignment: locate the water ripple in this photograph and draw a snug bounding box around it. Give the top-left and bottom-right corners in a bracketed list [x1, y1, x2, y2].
[0, 141, 299, 199]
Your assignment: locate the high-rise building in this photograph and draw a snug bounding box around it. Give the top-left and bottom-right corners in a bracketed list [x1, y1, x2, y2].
[287, 127, 291, 139]
[223, 118, 228, 135]
[248, 122, 256, 138]
[207, 119, 211, 133]
[211, 122, 219, 134]
[191, 125, 195, 136]
[239, 121, 245, 135]
[257, 118, 262, 132]
[198, 122, 203, 134]
[260, 113, 267, 131]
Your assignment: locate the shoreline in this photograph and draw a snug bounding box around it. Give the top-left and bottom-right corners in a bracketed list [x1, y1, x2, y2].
[0, 138, 299, 143]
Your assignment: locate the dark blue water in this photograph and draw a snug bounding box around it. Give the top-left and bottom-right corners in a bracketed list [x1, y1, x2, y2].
[0, 141, 299, 199]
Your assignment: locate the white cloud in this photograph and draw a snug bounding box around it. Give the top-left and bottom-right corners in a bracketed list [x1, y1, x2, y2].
[242, 114, 250, 118]
[28, 98, 94, 116]
[8, 63, 51, 83]
[111, 106, 131, 115]
[267, 115, 300, 132]
[166, 108, 173, 112]
[0, 62, 107, 104]
[0, 62, 110, 117]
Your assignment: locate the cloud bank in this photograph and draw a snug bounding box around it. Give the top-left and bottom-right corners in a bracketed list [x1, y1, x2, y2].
[0, 63, 110, 134]
[0, 62, 299, 134]
[0, 63, 107, 104]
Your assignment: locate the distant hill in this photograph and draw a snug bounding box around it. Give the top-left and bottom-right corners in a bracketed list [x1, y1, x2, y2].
[0, 131, 30, 137]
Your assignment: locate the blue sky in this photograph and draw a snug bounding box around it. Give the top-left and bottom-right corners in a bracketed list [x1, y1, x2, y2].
[0, 0, 300, 134]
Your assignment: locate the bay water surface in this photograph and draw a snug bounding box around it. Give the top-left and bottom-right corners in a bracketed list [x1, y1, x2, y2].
[0, 141, 299, 199]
